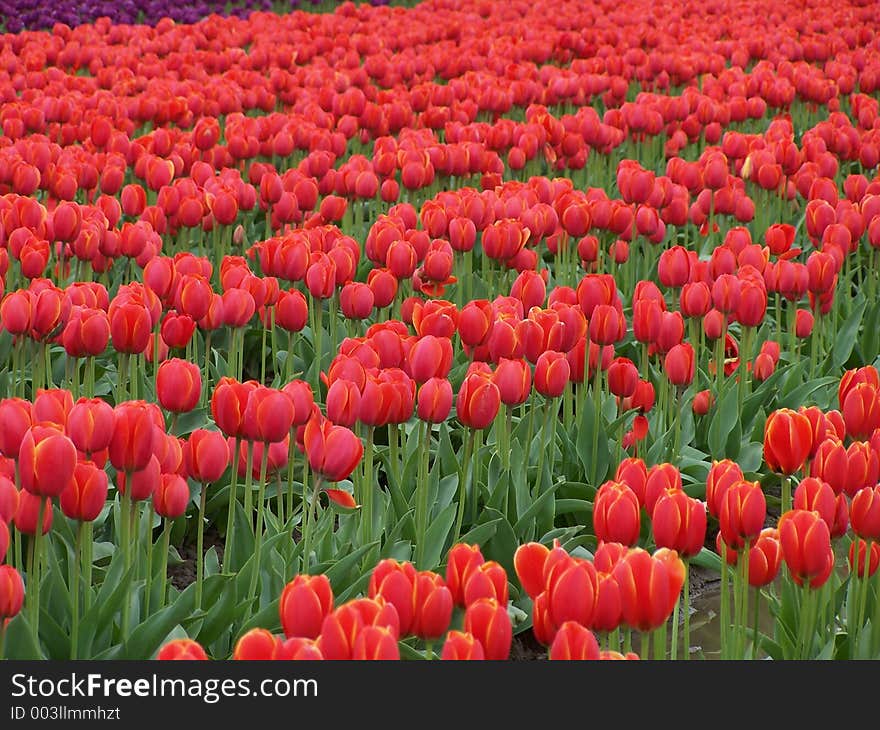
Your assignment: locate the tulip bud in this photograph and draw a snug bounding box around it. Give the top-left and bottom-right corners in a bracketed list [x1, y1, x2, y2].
[0, 565, 26, 619]
[778, 509, 834, 588]
[19, 425, 77, 498]
[280, 574, 334, 640]
[534, 350, 570, 398]
[463, 598, 512, 660]
[594, 481, 641, 546]
[156, 358, 202, 414]
[154, 473, 190, 519]
[60, 460, 108, 522]
[441, 630, 485, 660]
[764, 408, 813, 475]
[462, 561, 508, 607]
[652, 490, 707, 558]
[446, 543, 485, 606]
[233, 629, 279, 660]
[184, 429, 229, 484]
[850, 486, 880, 541]
[456, 373, 501, 430]
[549, 621, 601, 660]
[719, 480, 766, 551]
[156, 638, 209, 660]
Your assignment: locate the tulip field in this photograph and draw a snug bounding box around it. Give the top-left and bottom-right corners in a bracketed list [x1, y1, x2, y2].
[1, 0, 880, 663]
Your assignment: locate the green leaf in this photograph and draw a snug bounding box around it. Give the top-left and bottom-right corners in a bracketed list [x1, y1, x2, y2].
[690, 547, 722, 573]
[107, 575, 230, 660]
[576, 403, 610, 486]
[2, 614, 46, 659]
[832, 296, 866, 369]
[707, 385, 739, 458]
[459, 517, 501, 548]
[421, 503, 457, 570]
[320, 542, 378, 593]
[778, 376, 838, 412]
[513, 478, 566, 535]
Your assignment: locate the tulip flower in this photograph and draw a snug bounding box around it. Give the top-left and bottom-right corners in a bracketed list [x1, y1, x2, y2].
[549, 622, 601, 660]
[280, 574, 334, 640]
[594, 481, 641, 546]
[441, 631, 486, 660]
[464, 598, 512, 660]
[764, 408, 813, 511]
[156, 639, 209, 661]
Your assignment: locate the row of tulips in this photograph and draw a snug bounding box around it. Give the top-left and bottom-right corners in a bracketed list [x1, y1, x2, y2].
[156, 542, 638, 660]
[2, 0, 880, 661]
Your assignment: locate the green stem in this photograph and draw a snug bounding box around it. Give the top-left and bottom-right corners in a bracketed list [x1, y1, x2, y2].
[196, 483, 208, 610]
[739, 546, 750, 659]
[752, 587, 761, 659]
[159, 520, 171, 611]
[453, 430, 477, 545]
[302, 475, 322, 574]
[415, 420, 431, 569]
[782, 474, 791, 515]
[590, 366, 603, 486]
[225, 437, 240, 572]
[670, 583, 680, 661]
[71, 522, 83, 659]
[31, 498, 46, 645]
[286, 430, 297, 526]
[683, 563, 690, 660]
[720, 542, 729, 659]
[144, 503, 154, 616]
[249, 447, 270, 603]
[360, 427, 375, 548]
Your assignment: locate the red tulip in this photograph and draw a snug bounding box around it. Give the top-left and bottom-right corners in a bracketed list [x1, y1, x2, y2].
[233, 629, 279, 660]
[0, 398, 33, 458]
[108, 401, 157, 473]
[0, 565, 23, 619]
[463, 598, 511, 660]
[652, 490, 707, 558]
[644, 463, 682, 516]
[664, 343, 695, 386]
[182, 429, 227, 484]
[764, 409, 813, 475]
[303, 418, 363, 482]
[19, 425, 77, 498]
[59, 460, 108, 522]
[276, 637, 324, 661]
[793, 478, 836, 532]
[850, 486, 880, 541]
[156, 358, 201, 414]
[778, 509, 834, 588]
[156, 639, 208, 660]
[549, 621, 601, 660]
[351, 626, 400, 660]
[849, 539, 880, 579]
[153, 473, 189, 519]
[14, 491, 52, 535]
[719, 480, 766, 551]
[548, 561, 598, 628]
[441, 631, 485, 660]
[456, 372, 501, 430]
[534, 350, 569, 398]
[280, 574, 334, 639]
[594, 481, 641, 546]
[412, 571, 454, 640]
[612, 548, 680, 632]
[463, 561, 508, 607]
[446, 543, 485, 606]
[842, 383, 880, 441]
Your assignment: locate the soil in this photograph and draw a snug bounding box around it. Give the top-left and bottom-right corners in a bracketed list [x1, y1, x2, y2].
[168, 525, 226, 591]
